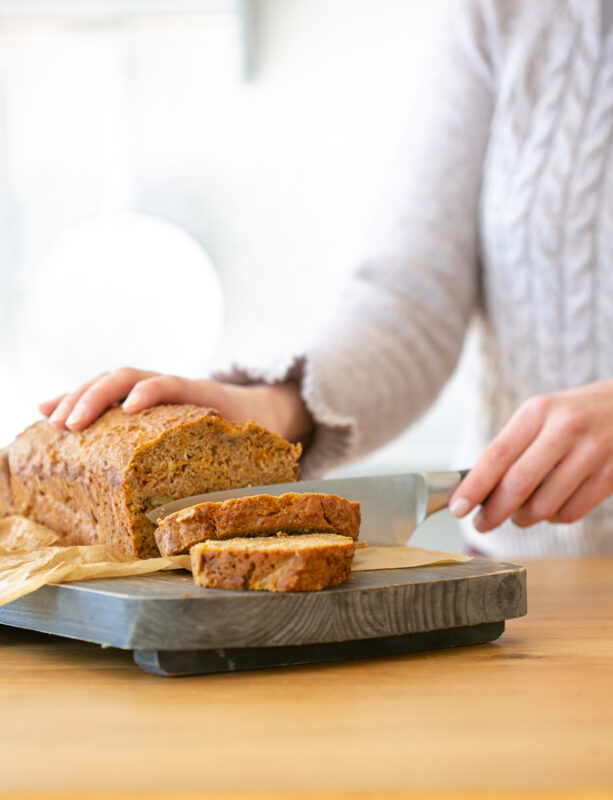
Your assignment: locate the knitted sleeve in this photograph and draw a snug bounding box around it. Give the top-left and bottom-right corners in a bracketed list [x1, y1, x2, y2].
[220, 0, 497, 477]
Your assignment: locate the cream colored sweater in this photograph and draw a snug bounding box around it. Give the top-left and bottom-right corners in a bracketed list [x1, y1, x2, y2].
[225, 0, 613, 558]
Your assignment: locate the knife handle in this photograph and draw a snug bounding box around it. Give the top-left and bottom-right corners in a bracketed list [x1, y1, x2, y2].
[423, 469, 470, 519]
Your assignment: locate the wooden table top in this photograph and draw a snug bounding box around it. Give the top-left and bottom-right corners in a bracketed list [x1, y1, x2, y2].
[1, 557, 612, 800]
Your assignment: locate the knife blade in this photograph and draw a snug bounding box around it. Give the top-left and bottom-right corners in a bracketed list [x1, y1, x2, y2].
[145, 470, 469, 545]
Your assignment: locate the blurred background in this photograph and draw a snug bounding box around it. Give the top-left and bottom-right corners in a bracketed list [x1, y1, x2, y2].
[0, 0, 475, 548]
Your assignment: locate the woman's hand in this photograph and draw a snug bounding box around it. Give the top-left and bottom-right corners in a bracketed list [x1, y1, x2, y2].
[449, 380, 613, 530]
[38, 368, 313, 443]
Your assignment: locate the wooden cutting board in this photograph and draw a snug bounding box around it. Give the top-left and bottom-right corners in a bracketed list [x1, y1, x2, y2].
[0, 558, 526, 676]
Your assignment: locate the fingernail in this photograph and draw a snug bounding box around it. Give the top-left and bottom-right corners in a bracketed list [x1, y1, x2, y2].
[66, 405, 86, 427]
[49, 409, 66, 426]
[123, 392, 143, 411]
[473, 512, 488, 533]
[449, 497, 472, 518]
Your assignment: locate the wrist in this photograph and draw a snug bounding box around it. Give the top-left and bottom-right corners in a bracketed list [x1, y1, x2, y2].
[260, 382, 314, 444]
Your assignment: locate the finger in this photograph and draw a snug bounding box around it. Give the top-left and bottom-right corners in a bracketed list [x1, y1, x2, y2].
[549, 460, 613, 524]
[471, 423, 571, 532]
[122, 375, 216, 413]
[449, 396, 550, 518]
[48, 373, 110, 429]
[64, 368, 157, 430]
[511, 441, 606, 527]
[38, 395, 67, 417]
[48, 395, 78, 427]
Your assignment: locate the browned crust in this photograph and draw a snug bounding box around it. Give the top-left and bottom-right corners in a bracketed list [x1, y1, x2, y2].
[9, 405, 298, 483]
[190, 533, 355, 592]
[155, 492, 361, 556]
[6, 405, 302, 557]
[0, 448, 13, 517]
[9, 405, 220, 488]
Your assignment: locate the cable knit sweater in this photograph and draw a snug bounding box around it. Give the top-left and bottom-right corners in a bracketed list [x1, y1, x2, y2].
[225, 0, 613, 558]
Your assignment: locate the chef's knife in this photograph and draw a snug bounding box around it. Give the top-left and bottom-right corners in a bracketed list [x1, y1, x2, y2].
[146, 470, 469, 546]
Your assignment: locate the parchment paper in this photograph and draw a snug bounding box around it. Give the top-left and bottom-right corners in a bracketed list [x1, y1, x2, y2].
[352, 545, 470, 572]
[0, 515, 470, 607]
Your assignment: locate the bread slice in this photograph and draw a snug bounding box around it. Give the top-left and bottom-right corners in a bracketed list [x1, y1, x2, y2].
[4, 404, 301, 558]
[155, 492, 361, 556]
[191, 533, 355, 592]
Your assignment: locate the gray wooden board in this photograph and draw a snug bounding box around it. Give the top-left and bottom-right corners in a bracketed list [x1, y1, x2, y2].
[0, 559, 526, 666]
[133, 622, 507, 676]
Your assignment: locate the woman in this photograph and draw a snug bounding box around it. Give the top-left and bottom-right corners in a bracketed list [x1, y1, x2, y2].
[40, 0, 613, 557]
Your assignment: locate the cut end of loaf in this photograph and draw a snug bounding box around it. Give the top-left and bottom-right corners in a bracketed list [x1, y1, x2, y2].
[128, 412, 302, 557]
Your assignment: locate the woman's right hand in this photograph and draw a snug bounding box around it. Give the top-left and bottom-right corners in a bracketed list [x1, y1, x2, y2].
[38, 368, 313, 443]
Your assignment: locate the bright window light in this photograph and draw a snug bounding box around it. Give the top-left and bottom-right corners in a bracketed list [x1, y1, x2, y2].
[5, 213, 224, 444]
[0, 1, 244, 21]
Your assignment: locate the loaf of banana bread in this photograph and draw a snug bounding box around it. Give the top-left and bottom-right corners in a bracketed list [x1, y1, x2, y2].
[190, 532, 355, 592]
[155, 492, 361, 556]
[1, 405, 301, 558]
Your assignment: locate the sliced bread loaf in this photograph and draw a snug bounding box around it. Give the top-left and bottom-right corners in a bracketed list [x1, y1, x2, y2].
[3, 404, 301, 557]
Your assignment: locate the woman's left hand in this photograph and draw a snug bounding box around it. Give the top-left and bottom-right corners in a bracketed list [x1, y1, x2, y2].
[449, 380, 613, 531]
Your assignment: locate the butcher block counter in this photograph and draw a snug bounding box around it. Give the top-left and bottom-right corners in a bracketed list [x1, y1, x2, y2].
[0, 557, 612, 799]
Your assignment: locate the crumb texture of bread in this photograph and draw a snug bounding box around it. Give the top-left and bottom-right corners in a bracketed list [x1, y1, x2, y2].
[156, 492, 360, 556]
[5, 405, 301, 558]
[190, 533, 355, 592]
